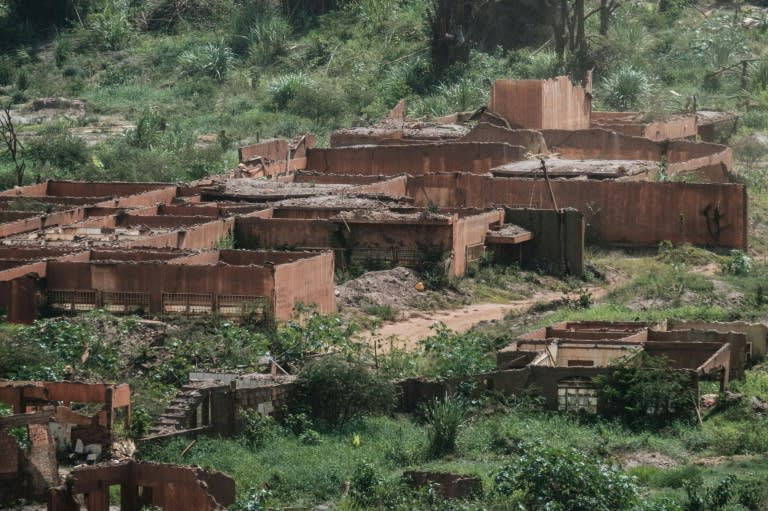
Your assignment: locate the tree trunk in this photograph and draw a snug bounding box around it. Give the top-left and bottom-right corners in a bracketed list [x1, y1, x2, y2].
[429, 0, 474, 79]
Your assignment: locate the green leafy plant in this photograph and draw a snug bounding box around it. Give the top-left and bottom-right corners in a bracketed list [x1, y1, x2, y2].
[721, 250, 752, 276]
[684, 475, 737, 511]
[594, 354, 697, 429]
[239, 409, 278, 448]
[268, 73, 314, 110]
[272, 306, 363, 366]
[421, 323, 496, 378]
[247, 8, 291, 65]
[229, 487, 271, 511]
[89, 5, 134, 51]
[288, 355, 396, 429]
[494, 443, 639, 511]
[349, 459, 382, 506]
[423, 394, 467, 458]
[180, 39, 235, 81]
[600, 66, 652, 111]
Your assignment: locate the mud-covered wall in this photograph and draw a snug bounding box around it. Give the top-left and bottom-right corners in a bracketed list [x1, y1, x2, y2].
[503, 208, 585, 276]
[647, 330, 747, 380]
[664, 320, 768, 360]
[407, 174, 747, 249]
[541, 129, 733, 180]
[273, 251, 336, 319]
[306, 143, 527, 175]
[461, 123, 548, 154]
[235, 217, 338, 249]
[51, 460, 235, 511]
[44, 261, 275, 315]
[490, 77, 591, 130]
[451, 209, 504, 276]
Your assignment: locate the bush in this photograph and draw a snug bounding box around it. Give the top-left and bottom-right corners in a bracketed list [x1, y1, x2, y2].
[600, 67, 652, 111]
[421, 324, 496, 378]
[494, 443, 639, 511]
[240, 409, 278, 448]
[288, 355, 396, 428]
[88, 5, 134, 51]
[0, 332, 58, 380]
[27, 129, 90, 176]
[272, 307, 362, 367]
[594, 354, 697, 429]
[229, 487, 270, 511]
[349, 460, 382, 506]
[268, 73, 314, 110]
[424, 395, 467, 458]
[0, 55, 16, 85]
[721, 250, 752, 276]
[246, 8, 291, 65]
[180, 39, 235, 81]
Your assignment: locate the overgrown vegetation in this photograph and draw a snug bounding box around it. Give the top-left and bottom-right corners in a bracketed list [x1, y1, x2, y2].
[5, 1, 768, 509]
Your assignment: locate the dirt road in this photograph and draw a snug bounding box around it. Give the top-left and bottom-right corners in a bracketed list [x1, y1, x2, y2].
[366, 287, 607, 353]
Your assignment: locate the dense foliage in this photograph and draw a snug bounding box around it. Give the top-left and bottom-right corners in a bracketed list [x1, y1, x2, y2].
[288, 355, 396, 428]
[594, 354, 698, 429]
[494, 443, 640, 511]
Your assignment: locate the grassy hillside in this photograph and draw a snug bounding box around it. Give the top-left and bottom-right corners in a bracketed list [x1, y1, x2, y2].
[0, 1, 767, 187]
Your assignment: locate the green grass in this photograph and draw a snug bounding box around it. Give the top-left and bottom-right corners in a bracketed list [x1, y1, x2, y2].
[138, 395, 768, 508]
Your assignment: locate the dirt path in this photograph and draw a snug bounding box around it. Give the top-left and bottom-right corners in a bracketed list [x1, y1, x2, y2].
[367, 287, 608, 353]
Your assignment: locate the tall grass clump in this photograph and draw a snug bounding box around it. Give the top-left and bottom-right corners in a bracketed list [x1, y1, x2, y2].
[424, 395, 467, 458]
[180, 39, 235, 81]
[600, 66, 652, 111]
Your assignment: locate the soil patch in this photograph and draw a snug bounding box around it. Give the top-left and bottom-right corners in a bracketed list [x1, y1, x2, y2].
[616, 450, 679, 469]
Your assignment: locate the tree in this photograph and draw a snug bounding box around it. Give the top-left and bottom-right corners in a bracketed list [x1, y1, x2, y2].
[428, 0, 492, 79]
[7, 0, 90, 25]
[540, 0, 587, 65]
[0, 105, 26, 187]
[593, 354, 698, 429]
[288, 355, 396, 428]
[598, 0, 621, 36]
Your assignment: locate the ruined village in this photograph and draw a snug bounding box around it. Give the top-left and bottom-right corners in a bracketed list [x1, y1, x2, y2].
[3, 1, 768, 510]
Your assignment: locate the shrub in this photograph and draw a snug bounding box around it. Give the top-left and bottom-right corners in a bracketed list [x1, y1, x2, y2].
[363, 304, 398, 322]
[494, 443, 639, 511]
[349, 460, 382, 506]
[239, 409, 278, 448]
[247, 9, 291, 65]
[27, 129, 89, 176]
[272, 307, 362, 367]
[229, 487, 270, 511]
[424, 395, 467, 458]
[600, 67, 652, 111]
[421, 323, 496, 378]
[129, 405, 153, 438]
[283, 82, 347, 125]
[180, 39, 235, 81]
[0, 332, 58, 380]
[0, 55, 16, 85]
[128, 109, 166, 150]
[721, 250, 752, 276]
[684, 475, 737, 511]
[89, 8, 134, 51]
[594, 354, 697, 429]
[288, 355, 396, 428]
[268, 73, 314, 110]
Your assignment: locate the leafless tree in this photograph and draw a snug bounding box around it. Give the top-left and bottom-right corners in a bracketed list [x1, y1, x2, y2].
[0, 105, 26, 187]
